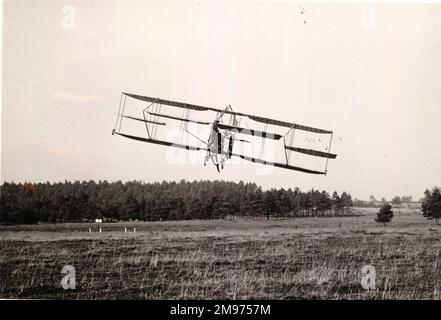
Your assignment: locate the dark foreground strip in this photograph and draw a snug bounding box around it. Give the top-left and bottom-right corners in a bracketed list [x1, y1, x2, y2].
[1, 300, 422, 319]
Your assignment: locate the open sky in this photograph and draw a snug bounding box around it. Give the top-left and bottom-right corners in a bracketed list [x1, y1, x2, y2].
[2, 1, 441, 200]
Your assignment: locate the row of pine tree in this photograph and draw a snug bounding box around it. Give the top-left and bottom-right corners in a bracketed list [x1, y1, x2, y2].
[0, 180, 354, 224]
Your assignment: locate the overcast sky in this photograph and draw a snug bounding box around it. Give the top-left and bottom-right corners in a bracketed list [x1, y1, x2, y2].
[2, 1, 441, 200]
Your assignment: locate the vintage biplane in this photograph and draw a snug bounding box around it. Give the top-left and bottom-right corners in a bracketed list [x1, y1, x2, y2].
[112, 93, 337, 175]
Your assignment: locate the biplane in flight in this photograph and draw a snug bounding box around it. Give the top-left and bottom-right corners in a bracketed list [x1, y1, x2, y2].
[112, 93, 337, 175]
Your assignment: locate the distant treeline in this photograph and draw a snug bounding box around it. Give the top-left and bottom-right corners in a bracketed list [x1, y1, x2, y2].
[0, 180, 353, 224]
[353, 195, 417, 208]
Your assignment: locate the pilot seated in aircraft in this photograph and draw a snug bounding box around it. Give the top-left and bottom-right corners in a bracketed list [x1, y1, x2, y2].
[206, 120, 222, 172]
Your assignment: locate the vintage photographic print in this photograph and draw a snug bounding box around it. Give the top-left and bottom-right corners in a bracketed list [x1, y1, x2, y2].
[1, 0, 441, 307]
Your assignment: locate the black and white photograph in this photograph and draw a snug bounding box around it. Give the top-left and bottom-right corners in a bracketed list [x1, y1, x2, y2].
[1, 0, 441, 307]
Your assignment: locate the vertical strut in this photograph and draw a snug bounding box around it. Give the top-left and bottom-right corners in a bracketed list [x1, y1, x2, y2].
[258, 122, 268, 159]
[282, 126, 296, 165]
[288, 128, 295, 162]
[228, 136, 233, 158]
[114, 93, 123, 133]
[143, 102, 153, 139]
[217, 131, 222, 154]
[325, 133, 334, 175]
[283, 136, 289, 165]
[118, 94, 127, 133]
[179, 108, 186, 143]
[153, 104, 161, 139]
[148, 103, 155, 135]
[151, 104, 156, 138]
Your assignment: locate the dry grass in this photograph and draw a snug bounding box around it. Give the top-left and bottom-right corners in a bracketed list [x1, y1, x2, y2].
[0, 207, 440, 299]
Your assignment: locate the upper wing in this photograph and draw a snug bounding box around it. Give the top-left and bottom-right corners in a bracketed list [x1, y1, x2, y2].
[123, 92, 332, 134]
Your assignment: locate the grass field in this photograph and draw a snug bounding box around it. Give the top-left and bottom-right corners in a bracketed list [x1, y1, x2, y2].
[1, 207, 440, 299]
